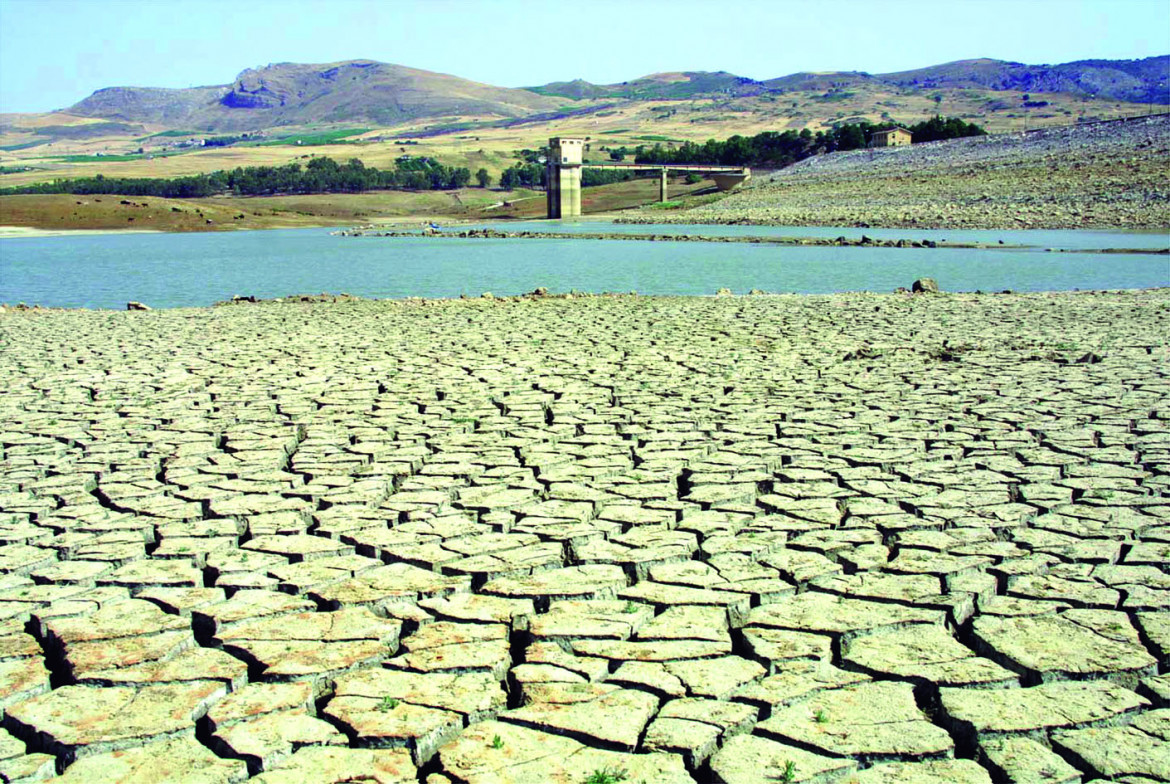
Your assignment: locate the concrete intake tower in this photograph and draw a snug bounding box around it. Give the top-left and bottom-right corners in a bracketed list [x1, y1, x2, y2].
[546, 137, 583, 219]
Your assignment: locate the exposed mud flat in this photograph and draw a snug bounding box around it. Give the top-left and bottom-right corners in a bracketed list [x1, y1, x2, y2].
[0, 289, 1168, 782]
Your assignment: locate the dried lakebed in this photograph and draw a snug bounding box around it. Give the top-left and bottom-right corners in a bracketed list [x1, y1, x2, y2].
[0, 290, 1168, 783]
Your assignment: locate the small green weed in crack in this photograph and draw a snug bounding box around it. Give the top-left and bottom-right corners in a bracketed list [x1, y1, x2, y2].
[377, 696, 399, 712]
[813, 708, 829, 724]
[583, 768, 628, 784]
[491, 734, 504, 750]
[779, 760, 797, 783]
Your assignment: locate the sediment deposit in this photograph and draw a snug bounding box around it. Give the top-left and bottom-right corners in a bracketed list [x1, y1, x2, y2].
[0, 289, 1168, 782]
[623, 115, 1170, 230]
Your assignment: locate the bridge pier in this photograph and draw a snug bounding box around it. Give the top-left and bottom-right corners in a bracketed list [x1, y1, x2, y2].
[545, 137, 749, 218]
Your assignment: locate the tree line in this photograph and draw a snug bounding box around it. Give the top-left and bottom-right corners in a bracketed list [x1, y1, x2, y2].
[0, 156, 475, 199]
[497, 162, 639, 190]
[630, 116, 987, 168]
[499, 115, 986, 189]
[2, 117, 987, 200]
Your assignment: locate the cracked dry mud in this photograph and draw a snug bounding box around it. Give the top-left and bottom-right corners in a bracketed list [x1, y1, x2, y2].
[0, 289, 1168, 783]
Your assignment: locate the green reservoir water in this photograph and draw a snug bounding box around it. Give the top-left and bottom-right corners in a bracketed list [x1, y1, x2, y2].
[1, 222, 1167, 309]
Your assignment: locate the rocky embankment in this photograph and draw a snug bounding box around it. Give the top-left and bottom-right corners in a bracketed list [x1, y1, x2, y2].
[1, 290, 1169, 782]
[338, 227, 1168, 254]
[340, 226, 995, 250]
[622, 115, 1170, 230]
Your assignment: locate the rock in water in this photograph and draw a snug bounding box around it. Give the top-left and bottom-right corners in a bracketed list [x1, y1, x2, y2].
[912, 278, 940, 294]
[126, 301, 151, 311]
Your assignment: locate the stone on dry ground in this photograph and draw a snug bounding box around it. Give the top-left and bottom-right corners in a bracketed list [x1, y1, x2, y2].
[0, 289, 1167, 782]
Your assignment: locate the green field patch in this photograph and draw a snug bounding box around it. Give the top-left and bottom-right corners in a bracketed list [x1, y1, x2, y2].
[0, 140, 47, 152]
[50, 154, 146, 163]
[248, 128, 373, 147]
[138, 129, 201, 140]
[48, 149, 190, 163]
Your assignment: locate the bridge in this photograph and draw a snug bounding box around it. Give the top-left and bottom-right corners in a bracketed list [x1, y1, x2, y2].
[546, 137, 750, 218]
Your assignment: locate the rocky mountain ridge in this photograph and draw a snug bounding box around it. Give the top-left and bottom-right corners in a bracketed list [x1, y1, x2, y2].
[530, 56, 1170, 105]
[56, 55, 1169, 133]
[66, 60, 564, 132]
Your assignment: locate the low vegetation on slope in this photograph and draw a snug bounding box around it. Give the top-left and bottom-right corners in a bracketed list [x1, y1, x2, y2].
[622, 115, 1170, 230]
[0, 156, 476, 198]
[528, 56, 1170, 105]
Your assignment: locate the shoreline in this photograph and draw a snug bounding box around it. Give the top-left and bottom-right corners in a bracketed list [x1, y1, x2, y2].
[5, 286, 1169, 315]
[0, 225, 165, 238]
[616, 213, 1170, 232]
[4, 216, 1169, 240]
[341, 226, 1170, 254]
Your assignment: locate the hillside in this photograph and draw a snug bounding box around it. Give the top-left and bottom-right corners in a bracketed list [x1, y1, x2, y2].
[66, 60, 564, 131]
[1, 55, 1165, 195]
[879, 56, 1169, 104]
[528, 71, 763, 100]
[529, 56, 1169, 104]
[621, 114, 1170, 230]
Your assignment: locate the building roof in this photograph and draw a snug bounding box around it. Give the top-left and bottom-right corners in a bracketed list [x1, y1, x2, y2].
[874, 126, 913, 135]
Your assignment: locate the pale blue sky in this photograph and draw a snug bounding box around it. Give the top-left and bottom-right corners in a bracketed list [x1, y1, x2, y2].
[1, 0, 1167, 114]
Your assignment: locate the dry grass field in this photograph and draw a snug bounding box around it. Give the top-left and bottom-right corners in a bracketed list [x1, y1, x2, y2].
[2, 84, 1163, 189]
[0, 193, 331, 232]
[2, 78, 1163, 233]
[0, 175, 720, 231]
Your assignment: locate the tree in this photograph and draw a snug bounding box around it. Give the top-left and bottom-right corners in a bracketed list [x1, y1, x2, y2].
[448, 167, 472, 189]
[475, 168, 492, 188]
[720, 135, 753, 165]
[833, 124, 867, 152]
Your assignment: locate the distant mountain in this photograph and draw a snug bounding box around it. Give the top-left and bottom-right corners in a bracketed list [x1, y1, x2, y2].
[47, 55, 1170, 138]
[879, 56, 1169, 104]
[527, 71, 763, 100]
[761, 72, 879, 92]
[69, 86, 231, 127]
[528, 56, 1169, 105]
[67, 60, 564, 131]
[526, 78, 617, 100]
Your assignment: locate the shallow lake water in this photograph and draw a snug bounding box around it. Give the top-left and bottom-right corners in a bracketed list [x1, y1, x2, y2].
[1, 222, 1167, 309]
